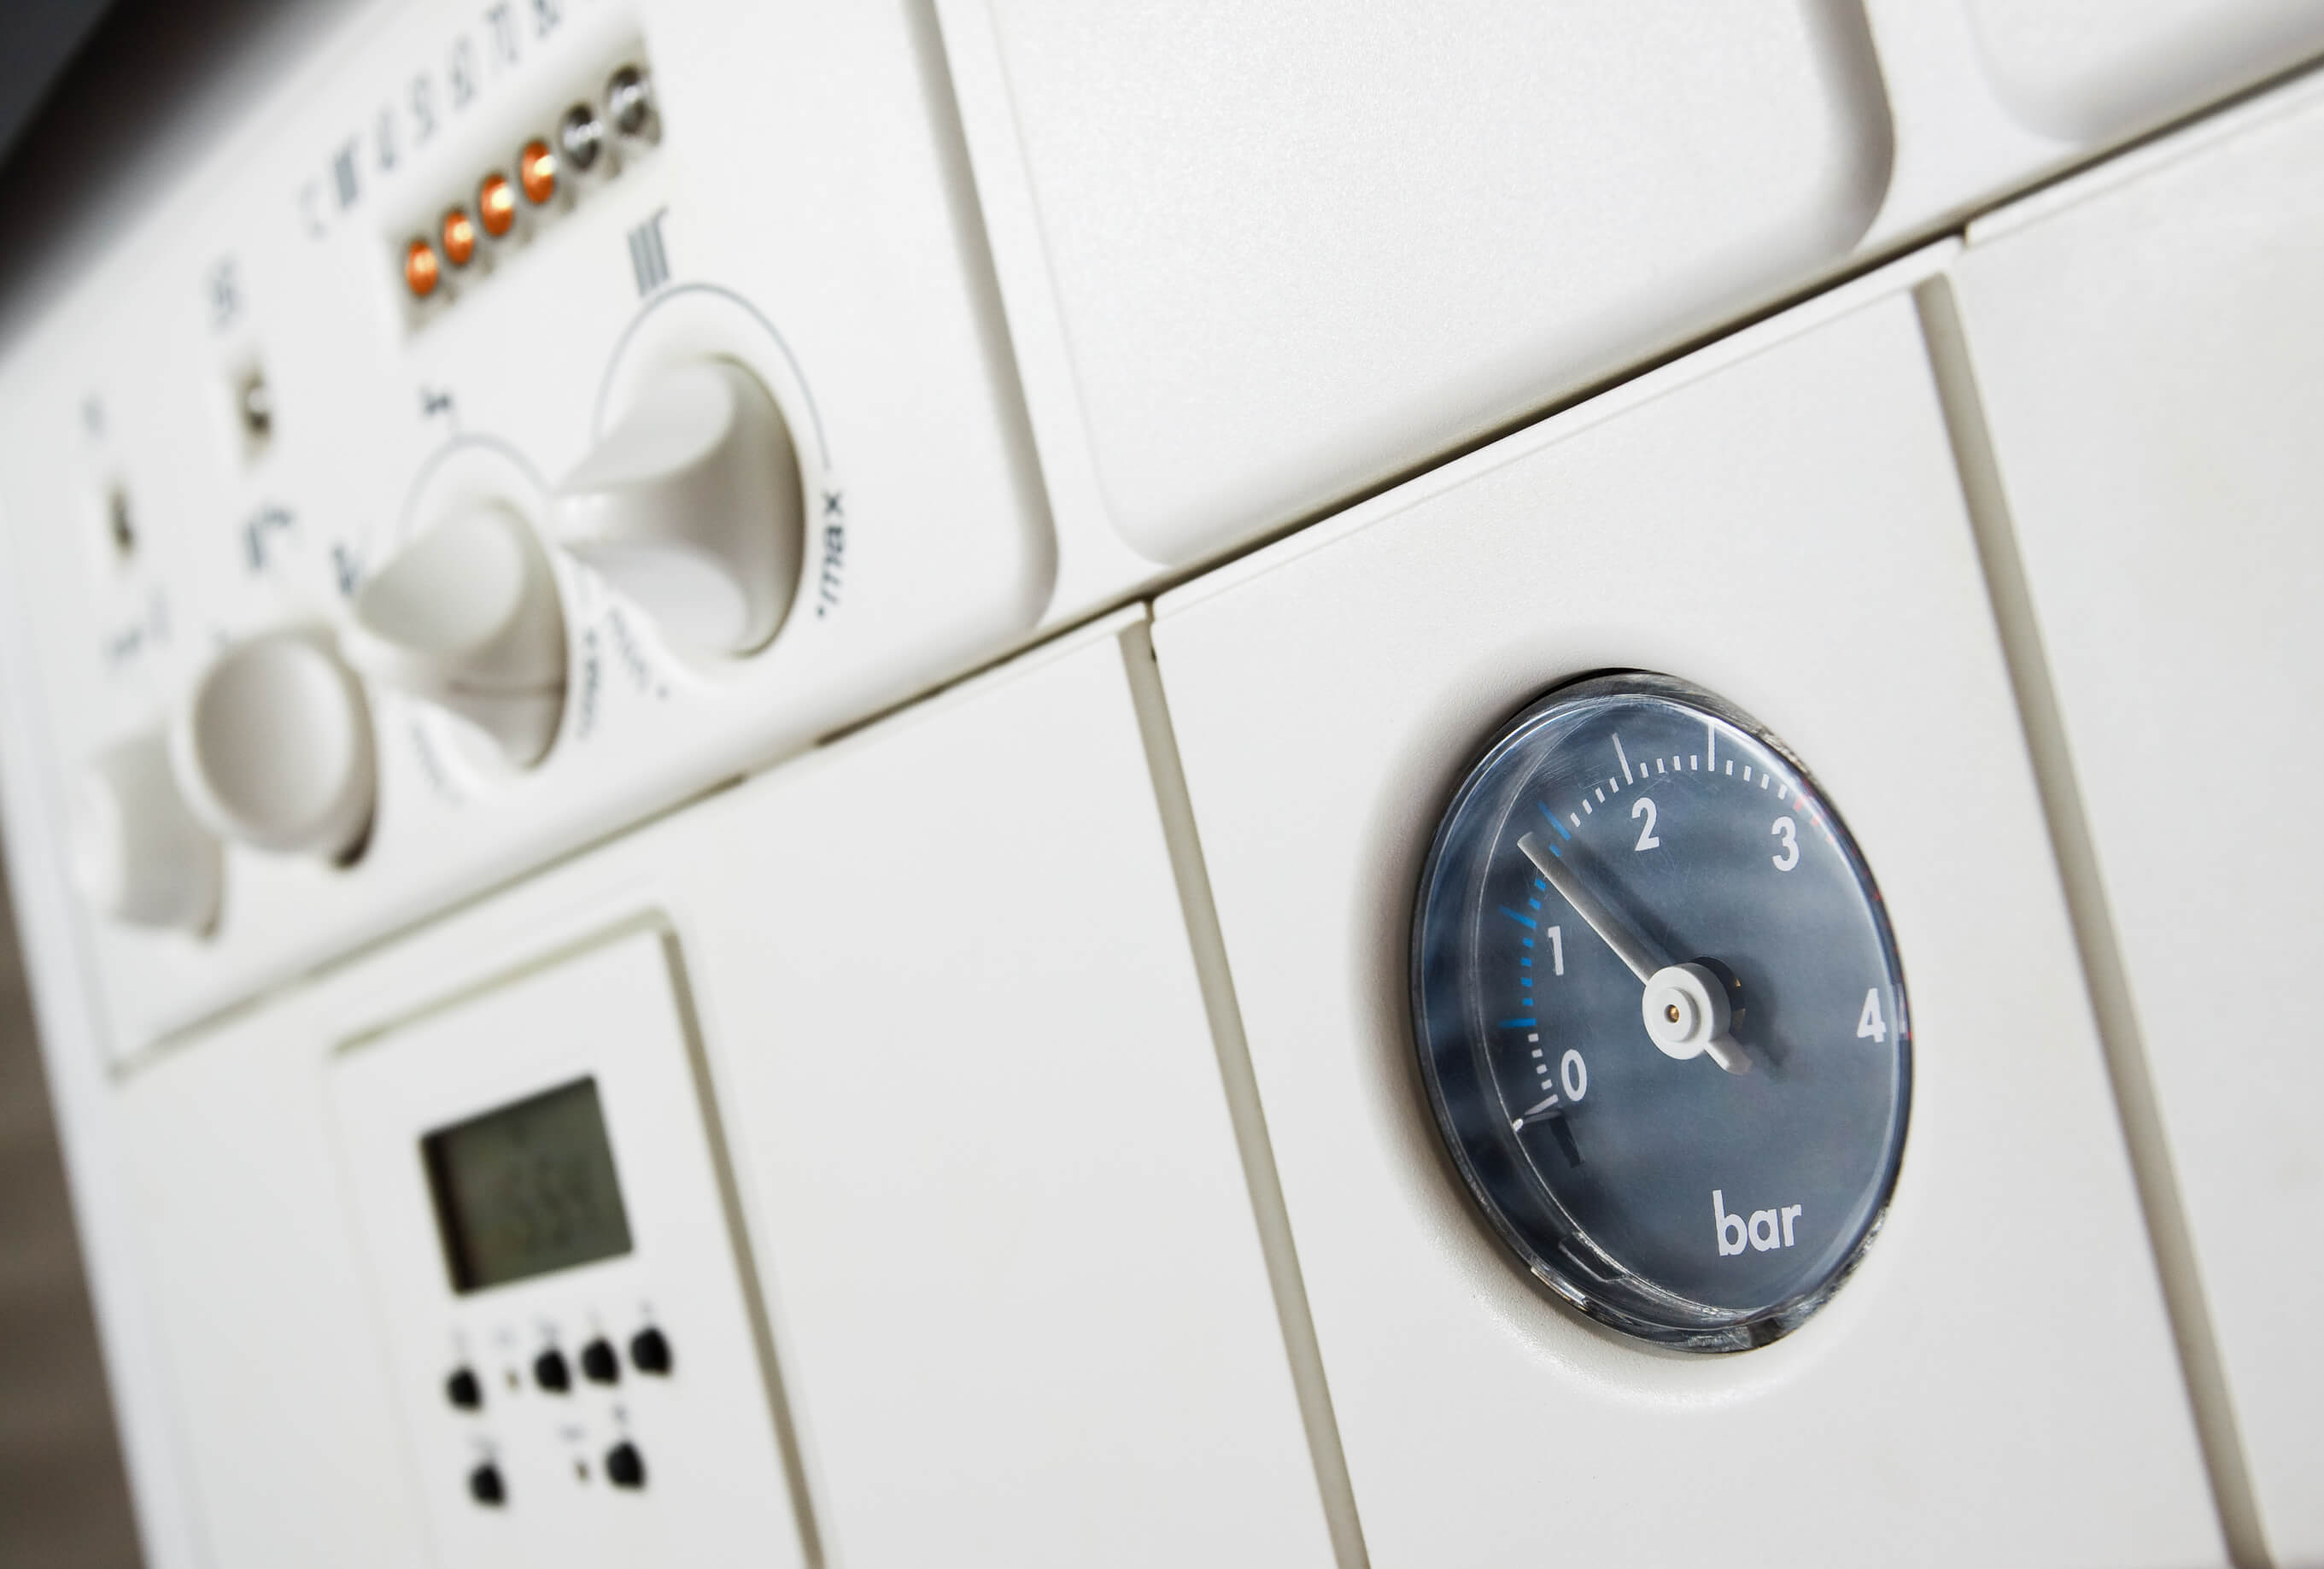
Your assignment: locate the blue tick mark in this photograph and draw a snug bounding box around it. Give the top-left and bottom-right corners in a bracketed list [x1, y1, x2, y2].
[1498, 905, 1536, 931]
[1537, 801, 1572, 840]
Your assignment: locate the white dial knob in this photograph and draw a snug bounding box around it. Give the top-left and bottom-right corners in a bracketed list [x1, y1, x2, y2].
[70, 730, 222, 932]
[345, 502, 566, 766]
[173, 627, 377, 862]
[552, 360, 803, 655]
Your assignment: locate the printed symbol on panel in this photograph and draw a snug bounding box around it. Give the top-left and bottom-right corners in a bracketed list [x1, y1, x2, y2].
[627, 208, 670, 297]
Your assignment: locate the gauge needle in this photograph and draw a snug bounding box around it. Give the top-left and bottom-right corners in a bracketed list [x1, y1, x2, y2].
[1517, 831, 1752, 1075]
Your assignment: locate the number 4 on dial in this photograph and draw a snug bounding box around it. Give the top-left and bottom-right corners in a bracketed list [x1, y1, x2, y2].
[1857, 988, 1888, 1043]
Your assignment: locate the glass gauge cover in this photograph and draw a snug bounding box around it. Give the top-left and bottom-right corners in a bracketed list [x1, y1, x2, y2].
[1412, 673, 1910, 1351]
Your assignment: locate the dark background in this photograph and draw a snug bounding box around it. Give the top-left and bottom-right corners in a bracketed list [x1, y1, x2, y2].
[4, 5, 180, 1565]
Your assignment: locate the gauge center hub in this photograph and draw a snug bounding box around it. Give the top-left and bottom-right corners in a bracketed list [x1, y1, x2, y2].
[1642, 962, 1731, 1061]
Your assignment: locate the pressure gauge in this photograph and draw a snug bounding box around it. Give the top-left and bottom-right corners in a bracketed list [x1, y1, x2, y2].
[1412, 673, 1909, 1351]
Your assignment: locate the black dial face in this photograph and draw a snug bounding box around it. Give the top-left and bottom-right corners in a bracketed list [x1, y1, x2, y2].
[1412, 674, 1910, 1351]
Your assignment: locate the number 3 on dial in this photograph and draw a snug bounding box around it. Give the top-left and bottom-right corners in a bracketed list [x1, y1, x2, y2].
[1771, 816, 1799, 871]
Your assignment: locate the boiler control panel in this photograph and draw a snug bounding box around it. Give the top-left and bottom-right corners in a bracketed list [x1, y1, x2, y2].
[0, 0, 1052, 1057]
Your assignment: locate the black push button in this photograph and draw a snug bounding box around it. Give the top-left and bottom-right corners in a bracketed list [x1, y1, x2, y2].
[532, 1348, 571, 1393]
[628, 1326, 671, 1375]
[467, 1462, 506, 1506]
[580, 1338, 620, 1385]
[605, 1440, 646, 1490]
[444, 1367, 482, 1410]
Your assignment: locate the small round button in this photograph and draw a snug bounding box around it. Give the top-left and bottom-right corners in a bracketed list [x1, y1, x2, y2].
[628, 1326, 671, 1376]
[532, 1348, 571, 1393]
[604, 1441, 646, 1490]
[467, 1462, 505, 1506]
[580, 1338, 619, 1385]
[173, 626, 375, 861]
[444, 1367, 482, 1410]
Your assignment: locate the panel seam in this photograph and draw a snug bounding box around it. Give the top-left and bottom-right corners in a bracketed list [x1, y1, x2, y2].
[1913, 275, 2269, 1569]
[1115, 616, 1371, 1569]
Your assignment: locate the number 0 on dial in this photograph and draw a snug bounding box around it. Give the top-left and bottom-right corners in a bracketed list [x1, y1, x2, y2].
[1410, 673, 1910, 1351]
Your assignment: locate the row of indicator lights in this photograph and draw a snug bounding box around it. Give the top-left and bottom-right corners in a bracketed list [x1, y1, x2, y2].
[467, 1440, 646, 1507]
[403, 65, 655, 300]
[443, 1326, 670, 1411]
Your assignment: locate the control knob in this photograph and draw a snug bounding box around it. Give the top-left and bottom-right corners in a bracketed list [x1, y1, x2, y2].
[69, 729, 222, 932]
[345, 503, 566, 766]
[553, 360, 803, 656]
[173, 627, 376, 862]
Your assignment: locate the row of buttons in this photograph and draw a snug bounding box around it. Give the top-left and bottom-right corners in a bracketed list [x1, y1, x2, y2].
[467, 1441, 646, 1508]
[445, 1326, 672, 1410]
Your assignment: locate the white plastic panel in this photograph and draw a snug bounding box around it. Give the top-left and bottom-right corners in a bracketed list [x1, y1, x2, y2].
[111, 609, 1330, 1569]
[1964, 0, 2324, 143]
[117, 992, 429, 1569]
[1150, 279, 2222, 1565]
[698, 613, 1333, 1569]
[0, 0, 1049, 1057]
[943, 0, 1890, 594]
[1951, 87, 2324, 1566]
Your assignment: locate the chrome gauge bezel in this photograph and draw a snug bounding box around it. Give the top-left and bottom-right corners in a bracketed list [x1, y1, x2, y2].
[1409, 671, 1911, 1353]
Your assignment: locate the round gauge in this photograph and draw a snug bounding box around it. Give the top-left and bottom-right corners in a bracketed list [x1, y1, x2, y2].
[1411, 673, 1909, 1351]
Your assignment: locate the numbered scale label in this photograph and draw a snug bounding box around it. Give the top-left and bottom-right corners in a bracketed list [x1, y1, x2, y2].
[1410, 673, 1910, 1350]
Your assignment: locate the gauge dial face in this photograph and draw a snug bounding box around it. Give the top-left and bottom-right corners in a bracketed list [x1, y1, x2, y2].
[1412, 673, 1910, 1350]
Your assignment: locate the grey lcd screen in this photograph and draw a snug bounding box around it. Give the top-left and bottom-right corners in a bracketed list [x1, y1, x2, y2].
[423, 1077, 634, 1293]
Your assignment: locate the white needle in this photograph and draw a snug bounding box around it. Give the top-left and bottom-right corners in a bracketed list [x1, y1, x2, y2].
[1519, 831, 1667, 983]
[1517, 830, 1753, 1075]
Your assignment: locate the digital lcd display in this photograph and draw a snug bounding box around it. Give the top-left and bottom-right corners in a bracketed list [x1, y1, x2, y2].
[423, 1077, 634, 1294]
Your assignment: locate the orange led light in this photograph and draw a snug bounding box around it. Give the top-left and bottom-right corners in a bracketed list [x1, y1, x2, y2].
[478, 173, 517, 237]
[441, 208, 477, 266]
[518, 139, 557, 205]
[404, 238, 440, 298]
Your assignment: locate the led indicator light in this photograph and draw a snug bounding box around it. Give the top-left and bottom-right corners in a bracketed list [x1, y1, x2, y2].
[404, 239, 441, 297]
[477, 173, 517, 237]
[441, 209, 477, 267]
[518, 140, 557, 205]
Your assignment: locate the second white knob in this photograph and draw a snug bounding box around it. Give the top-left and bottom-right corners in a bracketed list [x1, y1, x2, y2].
[346, 502, 567, 766]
